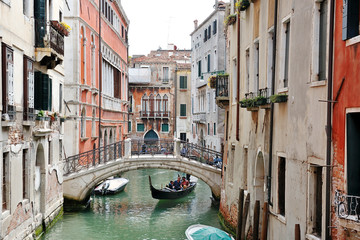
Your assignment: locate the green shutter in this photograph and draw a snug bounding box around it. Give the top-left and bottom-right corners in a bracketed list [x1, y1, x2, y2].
[34, 72, 51, 111]
[128, 121, 131, 132]
[137, 123, 144, 132]
[180, 104, 186, 117]
[34, 0, 46, 47]
[180, 76, 187, 89]
[162, 124, 169, 132]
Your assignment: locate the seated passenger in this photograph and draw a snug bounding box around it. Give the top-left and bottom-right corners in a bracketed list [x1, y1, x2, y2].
[181, 176, 189, 189]
[173, 176, 182, 190]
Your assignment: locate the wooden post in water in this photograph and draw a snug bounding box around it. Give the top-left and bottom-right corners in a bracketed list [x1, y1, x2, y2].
[260, 202, 268, 240]
[241, 194, 250, 240]
[253, 200, 260, 240]
[295, 224, 300, 240]
[236, 189, 244, 240]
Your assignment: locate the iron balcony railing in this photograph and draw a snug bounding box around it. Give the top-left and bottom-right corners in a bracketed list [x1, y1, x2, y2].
[63, 141, 124, 175]
[35, 19, 65, 56]
[334, 190, 360, 222]
[131, 139, 175, 156]
[140, 111, 170, 119]
[180, 141, 223, 169]
[216, 74, 229, 98]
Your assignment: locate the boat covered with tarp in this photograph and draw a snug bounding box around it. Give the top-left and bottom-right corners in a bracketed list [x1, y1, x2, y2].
[185, 224, 234, 240]
[94, 177, 129, 195]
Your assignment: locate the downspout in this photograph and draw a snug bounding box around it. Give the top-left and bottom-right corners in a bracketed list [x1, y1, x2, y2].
[325, 0, 335, 239]
[236, 5, 240, 141]
[268, 0, 278, 206]
[98, 2, 102, 153]
[174, 66, 178, 139]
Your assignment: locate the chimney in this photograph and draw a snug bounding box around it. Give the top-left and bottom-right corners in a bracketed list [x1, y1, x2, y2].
[194, 20, 198, 30]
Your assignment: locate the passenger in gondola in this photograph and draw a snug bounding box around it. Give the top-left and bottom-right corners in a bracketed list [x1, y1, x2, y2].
[181, 176, 189, 189]
[173, 176, 182, 190]
[167, 180, 174, 189]
[142, 143, 147, 154]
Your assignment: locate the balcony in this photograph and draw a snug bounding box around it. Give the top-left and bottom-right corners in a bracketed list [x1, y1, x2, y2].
[334, 190, 360, 222]
[215, 74, 229, 109]
[193, 112, 206, 124]
[35, 20, 66, 69]
[102, 95, 124, 112]
[140, 111, 170, 119]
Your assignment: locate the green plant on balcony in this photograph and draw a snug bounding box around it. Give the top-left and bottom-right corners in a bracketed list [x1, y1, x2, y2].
[50, 112, 58, 121]
[239, 98, 254, 108]
[208, 76, 217, 89]
[254, 95, 267, 106]
[51, 20, 70, 36]
[36, 110, 46, 120]
[236, 0, 250, 11]
[225, 14, 237, 25]
[269, 94, 288, 103]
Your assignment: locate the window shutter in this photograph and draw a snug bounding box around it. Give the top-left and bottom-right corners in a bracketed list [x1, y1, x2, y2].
[184, 76, 187, 89]
[34, 0, 46, 47]
[342, 0, 360, 40]
[35, 72, 51, 111]
[207, 54, 211, 72]
[213, 20, 217, 34]
[180, 104, 186, 116]
[7, 50, 14, 106]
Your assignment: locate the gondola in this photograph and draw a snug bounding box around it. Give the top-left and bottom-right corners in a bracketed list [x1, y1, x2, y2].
[148, 176, 197, 199]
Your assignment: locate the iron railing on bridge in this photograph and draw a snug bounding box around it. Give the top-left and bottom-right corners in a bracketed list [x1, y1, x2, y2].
[131, 139, 175, 156]
[63, 141, 124, 176]
[179, 141, 223, 169]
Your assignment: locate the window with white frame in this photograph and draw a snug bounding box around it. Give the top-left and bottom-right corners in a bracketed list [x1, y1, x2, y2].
[91, 35, 96, 87]
[308, 165, 323, 237]
[232, 58, 237, 103]
[1, 43, 15, 120]
[342, 1, 360, 40]
[254, 41, 260, 94]
[163, 67, 169, 83]
[278, 156, 286, 216]
[267, 29, 274, 92]
[23, 56, 35, 121]
[246, 48, 250, 93]
[281, 19, 291, 88]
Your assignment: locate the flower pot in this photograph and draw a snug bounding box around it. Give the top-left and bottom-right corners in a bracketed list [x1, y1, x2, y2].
[255, 98, 267, 106]
[270, 94, 288, 103]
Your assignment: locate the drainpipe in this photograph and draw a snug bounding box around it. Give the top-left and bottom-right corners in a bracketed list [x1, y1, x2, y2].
[236, 4, 241, 141]
[268, 0, 278, 206]
[325, 0, 335, 239]
[98, 1, 102, 154]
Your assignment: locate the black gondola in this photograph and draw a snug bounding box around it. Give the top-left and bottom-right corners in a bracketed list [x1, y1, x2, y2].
[148, 176, 197, 200]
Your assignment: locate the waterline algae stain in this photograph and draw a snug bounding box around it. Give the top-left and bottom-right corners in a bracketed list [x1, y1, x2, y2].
[42, 169, 221, 240]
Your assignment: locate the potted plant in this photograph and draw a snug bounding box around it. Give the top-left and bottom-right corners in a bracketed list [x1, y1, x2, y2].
[208, 76, 217, 89]
[239, 98, 254, 108]
[225, 14, 237, 25]
[50, 112, 58, 121]
[270, 94, 288, 103]
[236, 0, 250, 11]
[60, 22, 71, 36]
[36, 110, 46, 120]
[60, 115, 66, 123]
[254, 95, 267, 106]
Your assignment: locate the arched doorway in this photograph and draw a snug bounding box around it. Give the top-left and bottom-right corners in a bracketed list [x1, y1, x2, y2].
[35, 144, 46, 215]
[144, 129, 159, 142]
[200, 129, 204, 147]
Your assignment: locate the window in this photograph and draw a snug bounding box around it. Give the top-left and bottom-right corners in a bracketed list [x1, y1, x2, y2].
[142, 94, 148, 114]
[207, 93, 210, 113]
[149, 94, 155, 117]
[23, 56, 35, 121]
[204, 29, 208, 42]
[128, 121, 131, 132]
[309, 166, 322, 237]
[246, 49, 250, 93]
[81, 108, 86, 138]
[91, 35, 96, 87]
[207, 54, 211, 72]
[163, 95, 168, 114]
[213, 20, 217, 35]
[137, 123, 145, 132]
[214, 123, 216, 135]
[2, 43, 15, 120]
[254, 42, 259, 93]
[208, 25, 211, 40]
[129, 96, 133, 112]
[318, 0, 328, 80]
[180, 133, 186, 142]
[197, 60, 202, 77]
[113, 68, 121, 99]
[163, 67, 169, 83]
[232, 58, 237, 103]
[346, 113, 360, 197]
[156, 94, 161, 114]
[161, 123, 169, 132]
[180, 76, 187, 89]
[283, 21, 291, 88]
[180, 104, 186, 117]
[92, 110, 96, 137]
[2, 152, 9, 211]
[59, 83, 63, 113]
[278, 157, 286, 216]
[80, 26, 86, 84]
[267, 30, 274, 91]
[102, 60, 114, 97]
[34, 72, 52, 111]
[208, 123, 210, 135]
[342, 1, 360, 40]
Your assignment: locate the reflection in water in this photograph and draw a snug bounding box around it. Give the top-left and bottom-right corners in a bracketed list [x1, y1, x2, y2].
[42, 169, 221, 240]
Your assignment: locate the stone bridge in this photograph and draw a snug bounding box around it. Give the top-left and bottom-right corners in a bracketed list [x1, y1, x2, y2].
[63, 139, 222, 203]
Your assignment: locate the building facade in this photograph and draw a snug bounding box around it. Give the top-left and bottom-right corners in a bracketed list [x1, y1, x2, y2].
[0, 0, 66, 238]
[128, 46, 191, 142]
[63, 0, 129, 157]
[331, 0, 360, 238]
[219, 0, 330, 239]
[190, 1, 226, 152]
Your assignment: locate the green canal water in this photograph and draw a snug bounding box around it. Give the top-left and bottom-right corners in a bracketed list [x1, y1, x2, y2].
[42, 169, 221, 240]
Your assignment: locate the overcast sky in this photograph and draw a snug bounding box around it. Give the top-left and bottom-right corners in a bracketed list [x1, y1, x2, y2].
[121, 0, 227, 56]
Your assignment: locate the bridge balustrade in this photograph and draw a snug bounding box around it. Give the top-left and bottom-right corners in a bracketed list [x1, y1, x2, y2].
[131, 139, 175, 156]
[63, 141, 124, 176]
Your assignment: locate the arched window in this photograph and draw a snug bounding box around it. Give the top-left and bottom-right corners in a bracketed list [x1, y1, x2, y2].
[156, 94, 161, 117]
[142, 94, 148, 117]
[149, 93, 154, 117]
[80, 26, 86, 84]
[91, 34, 96, 87]
[163, 94, 168, 117]
[81, 108, 86, 138]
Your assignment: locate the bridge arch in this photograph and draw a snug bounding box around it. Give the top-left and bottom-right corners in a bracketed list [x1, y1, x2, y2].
[63, 156, 221, 203]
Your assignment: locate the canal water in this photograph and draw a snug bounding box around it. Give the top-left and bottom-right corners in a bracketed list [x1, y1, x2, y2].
[42, 169, 221, 240]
